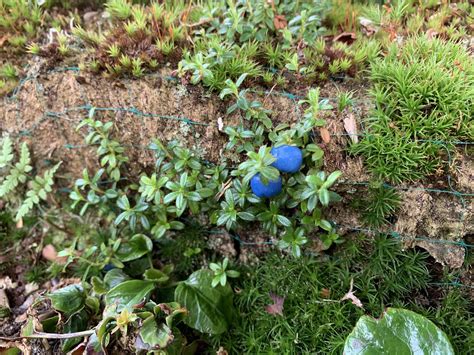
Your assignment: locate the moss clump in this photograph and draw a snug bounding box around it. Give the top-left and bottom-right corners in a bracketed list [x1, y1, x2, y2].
[212, 235, 472, 354]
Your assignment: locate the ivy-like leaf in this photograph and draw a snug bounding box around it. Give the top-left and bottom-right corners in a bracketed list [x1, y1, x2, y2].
[175, 269, 235, 335]
[344, 308, 454, 355]
[48, 284, 86, 315]
[116, 234, 153, 262]
[105, 280, 156, 312]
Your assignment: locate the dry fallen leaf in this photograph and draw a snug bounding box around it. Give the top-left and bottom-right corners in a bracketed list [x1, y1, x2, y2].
[426, 28, 439, 40]
[42, 244, 68, 264]
[42, 244, 58, 262]
[333, 32, 357, 45]
[341, 278, 363, 309]
[359, 17, 378, 37]
[320, 288, 331, 298]
[265, 293, 285, 316]
[0, 276, 15, 289]
[217, 116, 224, 132]
[0, 289, 10, 312]
[25, 283, 40, 296]
[216, 347, 229, 355]
[273, 15, 287, 30]
[16, 217, 23, 229]
[343, 113, 358, 143]
[320, 127, 331, 144]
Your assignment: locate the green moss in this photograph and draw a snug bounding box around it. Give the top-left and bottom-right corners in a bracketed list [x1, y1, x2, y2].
[351, 35, 474, 183]
[212, 235, 472, 354]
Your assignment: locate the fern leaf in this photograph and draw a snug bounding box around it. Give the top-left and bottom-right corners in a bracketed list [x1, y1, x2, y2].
[15, 162, 61, 221]
[0, 143, 32, 198]
[0, 137, 14, 168]
[18, 143, 32, 171]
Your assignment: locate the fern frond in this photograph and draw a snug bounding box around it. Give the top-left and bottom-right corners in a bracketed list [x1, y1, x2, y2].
[0, 137, 14, 168]
[0, 143, 32, 197]
[16, 162, 61, 221]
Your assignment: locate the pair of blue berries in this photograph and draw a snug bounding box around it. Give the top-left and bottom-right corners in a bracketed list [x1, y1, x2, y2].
[250, 145, 303, 198]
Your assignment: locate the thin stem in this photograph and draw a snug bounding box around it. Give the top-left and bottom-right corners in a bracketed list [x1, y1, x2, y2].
[0, 329, 95, 341]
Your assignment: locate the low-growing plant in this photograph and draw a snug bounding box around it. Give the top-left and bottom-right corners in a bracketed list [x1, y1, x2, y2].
[0, 137, 61, 221]
[337, 90, 355, 112]
[210, 257, 240, 287]
[358, 182, 401, 227]
[351, 35, 474, 182]
[0, 63, 18, 79]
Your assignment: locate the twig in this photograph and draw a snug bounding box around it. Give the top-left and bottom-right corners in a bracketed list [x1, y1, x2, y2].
[0, 329, 95, 341]
[263, 83, 277, 106]
[183, 18, 212, 28]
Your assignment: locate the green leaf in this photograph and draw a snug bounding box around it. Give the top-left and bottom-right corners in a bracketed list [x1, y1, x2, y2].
[85, 296, 100, 314]
[143, 269, 170, 283]
[174, 270, 235, 335]
[276, 215, 291, 227]
[48, 284, 85, 315]
[319, 188, 330, 206]
[62, 309, 89, 352]
[138, 316, 174, 349]
[344, 308, 454, 355]
[91, 276, 107, 295]
[235, 73, 248, 87]
[116, 234, 153, 262]
[0, 137, 14, 168]
[323, 170, 342, 188]
[105, 280, 156, 312]
[104, 269, 131, 289]
[238, 211, 255, 221]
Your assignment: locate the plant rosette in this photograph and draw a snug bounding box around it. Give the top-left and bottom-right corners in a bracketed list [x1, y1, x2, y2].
[250, 173, 282, 198]
[271, 145, 303, 173]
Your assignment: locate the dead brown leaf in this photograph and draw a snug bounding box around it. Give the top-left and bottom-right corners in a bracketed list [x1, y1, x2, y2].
[343, 113, 358, 143]
[41, 244, 58, 262]
[359, 17, 378, 37]
[265, 293, 285, 316]
[320, 288, 331, 298]
[333, 32, 357, 45]
[320, 127, 331, 144]
[41, 245, 68, 265]
[273, 15, 287, 30]
[0, 36, 9, 47]
[426, 29, 439, 40]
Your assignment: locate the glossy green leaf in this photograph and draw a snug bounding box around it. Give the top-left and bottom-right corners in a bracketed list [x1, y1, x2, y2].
[104, 268, 131, 289]
[91, 276, 107, 295]
[105, 280, 156, 312]
[48, 284, 85, 315]
[138, 316, 174, 349]
[116, 234, 153, 262]
[344, 308, 454, 355]
[144, 268, 169, 283]
[174, 269, 234, 335]
[62, 309, 89, 352]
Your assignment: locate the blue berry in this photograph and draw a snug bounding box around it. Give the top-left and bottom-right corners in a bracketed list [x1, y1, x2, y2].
[103, 263, 116, 272]
[271, 145, 303, 173]
[250, 173, 282, 198]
